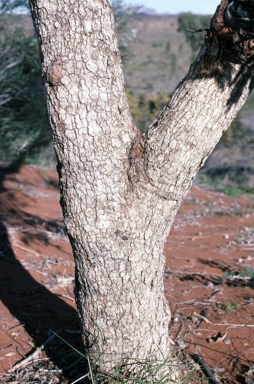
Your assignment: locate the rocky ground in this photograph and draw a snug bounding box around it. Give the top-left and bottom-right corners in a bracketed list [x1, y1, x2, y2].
[0, 165, 253, 383]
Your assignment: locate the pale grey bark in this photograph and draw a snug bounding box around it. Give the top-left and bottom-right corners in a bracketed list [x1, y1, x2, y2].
[29, 0, 254, 377]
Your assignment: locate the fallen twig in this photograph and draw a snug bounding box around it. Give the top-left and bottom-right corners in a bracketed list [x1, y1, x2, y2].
[71, 372, 90, 384]
[8, 331, 58, 373]
[15, 244, 41, 257]
[193, 312, 213, 324]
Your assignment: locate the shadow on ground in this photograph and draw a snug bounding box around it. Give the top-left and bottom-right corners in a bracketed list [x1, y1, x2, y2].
[0, 167, 88, 383]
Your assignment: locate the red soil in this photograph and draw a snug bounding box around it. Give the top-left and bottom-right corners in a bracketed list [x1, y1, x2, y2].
[0, 165, 253, 383]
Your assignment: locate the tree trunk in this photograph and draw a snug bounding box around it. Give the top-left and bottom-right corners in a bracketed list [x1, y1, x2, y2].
[29, 0, 254, 378]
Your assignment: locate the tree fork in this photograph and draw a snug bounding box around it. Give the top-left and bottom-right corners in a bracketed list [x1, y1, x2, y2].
[29, 0, 254, 379]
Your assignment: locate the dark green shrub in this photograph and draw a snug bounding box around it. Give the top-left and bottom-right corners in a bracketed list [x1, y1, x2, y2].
[0, 28, 53, 166]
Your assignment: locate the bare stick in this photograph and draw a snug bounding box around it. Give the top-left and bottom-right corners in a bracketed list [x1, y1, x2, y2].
[8, 332, 58, 373]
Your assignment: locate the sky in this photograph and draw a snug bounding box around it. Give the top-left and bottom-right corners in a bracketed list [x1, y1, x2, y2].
[133, 0, 220, 15]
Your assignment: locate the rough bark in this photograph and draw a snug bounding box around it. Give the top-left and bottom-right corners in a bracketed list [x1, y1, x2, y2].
[29, 0, 254, 377]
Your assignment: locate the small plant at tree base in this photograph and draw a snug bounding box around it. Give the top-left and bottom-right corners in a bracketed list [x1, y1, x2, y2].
[52, 331, 210, 384]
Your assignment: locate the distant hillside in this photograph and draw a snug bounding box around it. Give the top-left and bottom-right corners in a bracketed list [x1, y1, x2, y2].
[122, 15, 193, 95]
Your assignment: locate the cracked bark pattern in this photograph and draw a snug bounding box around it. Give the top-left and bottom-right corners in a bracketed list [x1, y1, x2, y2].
[29, 0, 254, 374]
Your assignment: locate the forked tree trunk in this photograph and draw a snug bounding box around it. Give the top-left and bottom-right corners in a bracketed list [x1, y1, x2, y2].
[29, 0, 254, 377]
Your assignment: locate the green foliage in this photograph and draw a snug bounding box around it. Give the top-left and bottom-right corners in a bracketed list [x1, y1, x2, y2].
[0, 28, 52, 166]
[218, 184, 254, 196]
[198, 174, 254, 196]
[178, 13, 211, 52]
[220, 118, 239, 147]
[126, 89, 169, 132]
[165, 42, 171, 53]
[224, 301, 240, 312]
[170, 52, 177, 74]
[220, 115, 253, 149]
[223, 267, 254, 279]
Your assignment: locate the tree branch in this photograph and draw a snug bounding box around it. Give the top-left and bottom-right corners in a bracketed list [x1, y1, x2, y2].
[137, 0, 254, 203]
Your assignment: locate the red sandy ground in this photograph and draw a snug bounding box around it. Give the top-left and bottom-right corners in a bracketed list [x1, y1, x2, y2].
[0, 165, 253, 383]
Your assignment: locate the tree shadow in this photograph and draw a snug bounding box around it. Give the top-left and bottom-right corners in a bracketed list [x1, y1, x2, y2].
[0, 167, 88, 382]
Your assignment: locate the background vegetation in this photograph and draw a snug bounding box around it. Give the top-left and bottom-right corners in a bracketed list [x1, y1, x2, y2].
[0, 1, 253, 191]
[178, 13, 211, 53]
[0, 25, 52, 166]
